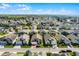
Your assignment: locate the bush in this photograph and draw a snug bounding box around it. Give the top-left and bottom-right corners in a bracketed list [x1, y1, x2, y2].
[24, 50, 32, 56]
[66, 50, 72, 52]
[46, 52, 52, 56]
[72, 52, 76, 56]
[52, 53, 60, 56]
[61, 31, 69, 36]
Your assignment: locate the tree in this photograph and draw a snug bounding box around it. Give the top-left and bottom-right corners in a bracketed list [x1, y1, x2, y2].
[66, 50, 72, 52]
[24, 50, 32, 56]
[52, 53, 60, 56]
[40, 31, 46, 46]
[61, 31, 69, 36]
[46, 52, 52, 56]
[72, 52, 76, 56]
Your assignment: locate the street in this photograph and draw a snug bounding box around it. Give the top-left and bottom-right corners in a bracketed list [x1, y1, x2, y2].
[0, 48, 79, 52]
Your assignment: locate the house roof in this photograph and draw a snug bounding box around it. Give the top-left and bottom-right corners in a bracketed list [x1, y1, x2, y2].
[44, 34, 51, 40]
[44, 34, 56, 41]
[31, 34, 42, 40]
[67, 34, 77, 40]
[19, 34, 29, 40]
[5, 34, 17, 40]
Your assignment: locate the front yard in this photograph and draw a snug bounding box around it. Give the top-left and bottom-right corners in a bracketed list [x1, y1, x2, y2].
[58, 43, 67, 48]
[4, 45, 14, 48]
[21, 45, 31, 48]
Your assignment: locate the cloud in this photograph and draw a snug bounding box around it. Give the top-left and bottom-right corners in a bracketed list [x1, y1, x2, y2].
[0, 3, 10, 9]
[31, 8, 75, 15]
[18, 4, 26, 7]
[17, 7, 30, 11]
[0, 4, 76, 15]
[17, 4, 31, 11]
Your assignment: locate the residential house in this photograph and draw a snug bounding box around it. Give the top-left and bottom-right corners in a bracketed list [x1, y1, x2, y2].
[44, 34, 57, 48]
[31, 34, 42, 46]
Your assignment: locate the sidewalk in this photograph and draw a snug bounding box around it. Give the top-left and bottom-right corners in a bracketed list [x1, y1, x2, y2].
[14, 46, 21, 48]
[0, 45, 4, 48]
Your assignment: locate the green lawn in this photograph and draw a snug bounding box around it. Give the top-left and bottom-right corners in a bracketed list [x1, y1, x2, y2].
[39, 45, 45, 48]
[0, 32, 7, 38]
[58, 43, 67, 48]
[4, 45, 14, 48]
[39, 43, 45, 48]
[68, 52, 76, 56]
[0, 32, 6, 35]
[17, 52, 25, 54]
[72, 43, 79, 48]
[73, 45, 79, 48]
[21, 45, 31, 48]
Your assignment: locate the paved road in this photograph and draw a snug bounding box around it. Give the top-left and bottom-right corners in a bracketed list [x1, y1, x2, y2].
[0, 48, 79, 52]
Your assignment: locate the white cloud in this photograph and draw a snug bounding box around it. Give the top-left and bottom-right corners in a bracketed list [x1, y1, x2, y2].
[17, 4, 31, 11]
[0, 3, 10, 9]
[0, 5, 76, 15]
[17, 7, 30, 11]
[18, 4, 26, 7]
[31, 8, 75, 15]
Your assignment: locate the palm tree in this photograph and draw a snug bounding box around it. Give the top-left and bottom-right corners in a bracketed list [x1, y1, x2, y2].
[40, 30, 46, 46]
[29, 31, 36, 45]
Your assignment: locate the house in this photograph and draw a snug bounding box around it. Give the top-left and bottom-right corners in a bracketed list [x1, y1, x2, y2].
[2, 33, 17, 44]
[0, 37, 7, 46]
[44, 34, 57, 48]
[50, 31, 61, 41]
[31, 34, 42, 46]
[18, 34, 29, 45]
[67, 34, 79, 44]
[32, 21, 37, 32]
[61, 35, 73, 48]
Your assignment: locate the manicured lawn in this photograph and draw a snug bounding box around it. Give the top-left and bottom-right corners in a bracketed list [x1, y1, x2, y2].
[21, 45, 31, 48]
[39, 45, 45, 48]
[17, 52, 25, 54]
[39, 43, 45, 48]
[4, 45, 14, 48]
[58, 43, 67, 48]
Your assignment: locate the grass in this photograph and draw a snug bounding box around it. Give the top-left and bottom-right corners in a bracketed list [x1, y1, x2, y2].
[73, 45, 79, 48]
[69, 52, 76, 56]
[0, 32, 7, 38]
[46, 52, 52, 56]
[72, 43, 79, 48]
[17, 52, 25, 55]
[39, 43, 45, 48]
[21, 45, 31, 48]
[4, 45, 14, 48]
[0, 32, 6, 35]
[58, 43, 67, 48]
[39, 45, 45, 48]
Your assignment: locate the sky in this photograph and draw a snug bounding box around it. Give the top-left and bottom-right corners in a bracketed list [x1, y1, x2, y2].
[0, 3, 79, 15]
